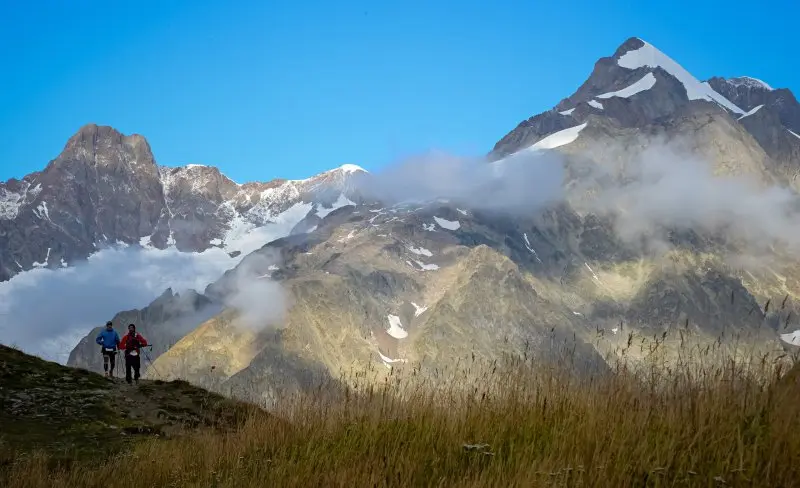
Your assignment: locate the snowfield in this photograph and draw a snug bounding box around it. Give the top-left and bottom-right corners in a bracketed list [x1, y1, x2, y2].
[596, 72, 657, 99]
[433, 216, 461, 230]
[738, 105, 764, 120]
[407, 245, 433, 257]
[316, 193, 356, 219]
[529, 123, 588, 151]
[386, 314, 408, 339]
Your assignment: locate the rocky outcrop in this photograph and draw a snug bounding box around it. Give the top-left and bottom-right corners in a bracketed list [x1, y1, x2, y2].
[0, 124, 166, 281]
[708, 76, 800, 133]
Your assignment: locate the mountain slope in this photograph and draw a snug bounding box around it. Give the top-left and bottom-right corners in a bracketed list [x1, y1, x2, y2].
[0, 344, 259, 461]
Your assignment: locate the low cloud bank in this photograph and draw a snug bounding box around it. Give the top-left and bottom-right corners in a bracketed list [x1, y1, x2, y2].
[583, 141, 800, 257]
[0, 245, 240, 363]
[215, 249, 291, 331]
[1, 204, 311, 363]
[359, 148, 566, 215]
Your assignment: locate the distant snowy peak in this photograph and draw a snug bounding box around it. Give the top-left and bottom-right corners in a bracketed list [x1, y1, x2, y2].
[336, 164, 368, 174]
[726, 76, 774, 92]
[0, 118, 372, 282]
[490, 35, 794, 159]
[615, 37, 744, 114]
[706, 76, 800, 132]
[159, 164, 240, 196]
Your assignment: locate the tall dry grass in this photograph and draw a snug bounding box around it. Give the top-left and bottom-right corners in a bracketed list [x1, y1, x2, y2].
[4, 333, 800, 488]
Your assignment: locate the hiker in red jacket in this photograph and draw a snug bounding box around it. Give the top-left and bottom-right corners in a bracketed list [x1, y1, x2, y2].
[119, 323, 148, 385]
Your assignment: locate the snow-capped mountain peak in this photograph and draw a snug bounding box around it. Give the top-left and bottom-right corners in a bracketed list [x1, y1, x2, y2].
[337, 164, 368, 174]
[490, 36, 797, 159]
[615, 37, 744, 114]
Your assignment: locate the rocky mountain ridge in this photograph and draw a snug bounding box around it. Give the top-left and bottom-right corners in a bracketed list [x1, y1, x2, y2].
[0, 125, 368, 282]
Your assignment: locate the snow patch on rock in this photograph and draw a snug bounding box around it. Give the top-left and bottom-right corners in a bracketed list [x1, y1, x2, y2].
[588, 100, 604, 110]
[316, 193, 356, 219]
[413, 260, 439, 271]
[523, 233, 543, 263]
[433, 216, 461, 230]
[378, 350, 407, 366]
[529, 123, 588, 151]
[0, 184, 30, 220]
[386, 314, 408, 339]
[738, 105, 764, 120]
[407, 245, 433, 257]
[596, 72, 657, 99]
[780, 330, 800, 346]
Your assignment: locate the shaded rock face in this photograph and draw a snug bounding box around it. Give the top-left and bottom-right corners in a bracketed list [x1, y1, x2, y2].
[708, 77, 800, 133]
[623, 268, 763, 333]
[0, 124, 166, 281]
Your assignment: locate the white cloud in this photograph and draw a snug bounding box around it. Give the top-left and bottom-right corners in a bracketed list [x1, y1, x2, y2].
[584, 141, 800, 255]
[0, 198, 314, 364]
[0, 245, 239, 364]
[358, 148, 565, 216]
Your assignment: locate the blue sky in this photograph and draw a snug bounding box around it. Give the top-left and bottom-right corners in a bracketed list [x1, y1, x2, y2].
[0, 0, 797, 183]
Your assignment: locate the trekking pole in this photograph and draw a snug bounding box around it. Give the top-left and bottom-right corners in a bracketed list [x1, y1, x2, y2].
[142, 345, 163, 380]
[113, 350, 119, 378]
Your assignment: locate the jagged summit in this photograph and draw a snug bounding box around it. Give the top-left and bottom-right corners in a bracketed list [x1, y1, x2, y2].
[0, 124, 369, 281]
[335, 164, 368, 174]
[612, 38, 744, 113]
[491, 36, 800, 160]
[63, 123, 152, 158]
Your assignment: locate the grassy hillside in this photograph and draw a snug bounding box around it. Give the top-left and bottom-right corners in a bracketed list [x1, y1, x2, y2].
[0, 344, 261, 467]
[3, 340, 800, 487]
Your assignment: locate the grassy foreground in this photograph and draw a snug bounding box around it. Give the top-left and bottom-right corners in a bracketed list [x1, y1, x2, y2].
[3, 341, 800, 487]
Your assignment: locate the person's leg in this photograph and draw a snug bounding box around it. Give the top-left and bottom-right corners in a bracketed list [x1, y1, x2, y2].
[132, 355, 141, 383]
[109, 352, 116, 377]
[102, 352, 109, 376]
[125, 356, 133, 384]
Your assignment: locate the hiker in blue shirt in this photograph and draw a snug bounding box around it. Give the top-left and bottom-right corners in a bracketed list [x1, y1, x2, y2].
[96, 321, 121, 378]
